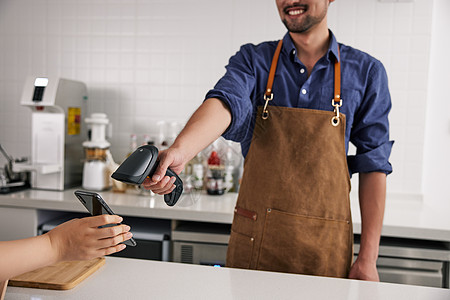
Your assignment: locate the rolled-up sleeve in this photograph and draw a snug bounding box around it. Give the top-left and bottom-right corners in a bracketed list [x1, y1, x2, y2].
[204, 45, 256, 143]
[347, 60, 394, 175]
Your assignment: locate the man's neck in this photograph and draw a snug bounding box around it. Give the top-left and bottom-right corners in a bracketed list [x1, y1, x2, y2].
[289, 21, 330, 74]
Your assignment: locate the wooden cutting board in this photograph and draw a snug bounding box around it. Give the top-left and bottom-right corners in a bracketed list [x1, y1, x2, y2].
[8, 257, 105, 290]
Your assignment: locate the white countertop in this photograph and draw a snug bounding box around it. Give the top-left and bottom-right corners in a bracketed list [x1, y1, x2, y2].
[1, 188, 450, 242]
[5, 257, 450, 300]
[0, 188, 237, 223]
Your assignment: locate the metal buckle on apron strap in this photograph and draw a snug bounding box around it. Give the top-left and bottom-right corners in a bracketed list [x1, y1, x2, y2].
[262, 40, 283, 120]
[262, 90, 273, 120]
[331, 96, 342, 127]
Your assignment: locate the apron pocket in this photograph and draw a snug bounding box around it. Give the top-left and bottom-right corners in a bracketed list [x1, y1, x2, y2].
[257, 208, 352, 278]
[226, 230, 255, 269]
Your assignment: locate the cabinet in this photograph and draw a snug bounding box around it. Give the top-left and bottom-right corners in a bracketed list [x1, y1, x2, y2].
[172, 221, 230, 266]
[0, 207, 37, 240]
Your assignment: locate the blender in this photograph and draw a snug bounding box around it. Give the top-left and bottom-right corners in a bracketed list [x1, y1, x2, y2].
[82, 113, 111, 191]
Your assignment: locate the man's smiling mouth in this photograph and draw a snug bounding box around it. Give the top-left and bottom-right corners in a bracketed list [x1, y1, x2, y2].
[288, 9, 304, 15]
[285, 5, 307, 16]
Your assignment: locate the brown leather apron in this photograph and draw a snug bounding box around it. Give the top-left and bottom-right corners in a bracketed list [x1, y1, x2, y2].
[226, 40, 353, 278]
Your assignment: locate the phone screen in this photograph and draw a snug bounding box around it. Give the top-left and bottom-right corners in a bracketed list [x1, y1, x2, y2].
[77, 192, 111, 215]
[74, 190, 137, 247]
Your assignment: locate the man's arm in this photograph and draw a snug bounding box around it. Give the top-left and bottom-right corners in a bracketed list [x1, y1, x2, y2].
[171, 98, 232, 163]
[348, 171, 386, 281]
[142, 98, 232, 194]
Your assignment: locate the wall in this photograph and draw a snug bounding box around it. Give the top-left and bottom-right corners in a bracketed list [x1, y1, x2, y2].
[0, 0, 438, 201]
[423, 0, 450, 203]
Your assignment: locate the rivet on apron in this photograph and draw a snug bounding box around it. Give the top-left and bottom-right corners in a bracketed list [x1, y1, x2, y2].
[267, 208, 271, 212]
[250, 237, 254, 241]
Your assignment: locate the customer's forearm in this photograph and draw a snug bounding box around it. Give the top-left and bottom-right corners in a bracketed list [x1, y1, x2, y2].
[171, 98, 232, 161]
[358, 172, 386, 262]
[0, 234, 56, 281]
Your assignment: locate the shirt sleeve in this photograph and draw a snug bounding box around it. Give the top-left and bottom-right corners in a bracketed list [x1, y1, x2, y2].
[347, 60, 394, 175]
[204, 44, 256, 143]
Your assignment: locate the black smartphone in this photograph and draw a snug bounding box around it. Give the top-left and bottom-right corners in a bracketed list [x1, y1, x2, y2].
[74, 190, 137, 247]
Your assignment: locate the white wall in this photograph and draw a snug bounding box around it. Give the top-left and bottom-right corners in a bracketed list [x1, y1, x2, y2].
[423, 0, 450, 203]
[0, 0, 440, 202]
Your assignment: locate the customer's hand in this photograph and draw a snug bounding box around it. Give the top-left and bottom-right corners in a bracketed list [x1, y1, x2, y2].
[142, 147, 186, 195]
[46, 215, 132, 262]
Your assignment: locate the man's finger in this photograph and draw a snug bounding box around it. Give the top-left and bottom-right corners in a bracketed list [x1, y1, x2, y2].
[152, 156, 170, 182]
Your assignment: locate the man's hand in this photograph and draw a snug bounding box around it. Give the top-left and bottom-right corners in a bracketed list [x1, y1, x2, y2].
[142, 147, 186, 195]
[142, 98, 232, 196]
[348, 257, 380, 281]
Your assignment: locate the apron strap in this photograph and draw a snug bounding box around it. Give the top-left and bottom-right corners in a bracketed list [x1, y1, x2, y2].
[262, 40, 283, 119]
[331, 46, 342, 126]
[262, 39, 342, 126]
[334, 46, 341, 104]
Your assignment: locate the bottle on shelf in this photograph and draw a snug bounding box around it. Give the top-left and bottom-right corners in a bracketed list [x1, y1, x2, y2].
[142, 134, 152, 146]
[127, 134, 137, 157]
[191, 152, 205, 190]
[156, 121, 168, 150]
[206, 150, 225, 195]
[125, 133, 138, 192]
[223, 142, 237, 193]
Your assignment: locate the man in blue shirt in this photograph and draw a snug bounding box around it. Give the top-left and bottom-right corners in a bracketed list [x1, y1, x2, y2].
[144, 0, 393, 281]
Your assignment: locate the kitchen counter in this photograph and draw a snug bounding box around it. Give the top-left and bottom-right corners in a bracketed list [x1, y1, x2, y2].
[5, 257, 450, 300]
[0, 188, 236, 223]
[0, 188, 450, 242]
[1, 188, 450, 289]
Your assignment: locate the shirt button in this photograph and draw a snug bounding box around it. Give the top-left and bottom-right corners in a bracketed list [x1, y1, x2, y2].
[301, 89, 307, 95]
[300, 68, 305, 74]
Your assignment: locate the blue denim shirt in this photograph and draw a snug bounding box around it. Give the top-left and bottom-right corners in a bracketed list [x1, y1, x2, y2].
[205, 31, 393, 175]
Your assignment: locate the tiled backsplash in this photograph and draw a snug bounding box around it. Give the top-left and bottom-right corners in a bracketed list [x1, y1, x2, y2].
[0, 0, 436, 199]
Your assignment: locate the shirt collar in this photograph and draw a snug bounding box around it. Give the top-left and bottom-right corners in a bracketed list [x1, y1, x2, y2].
[282, 30, 340, 62]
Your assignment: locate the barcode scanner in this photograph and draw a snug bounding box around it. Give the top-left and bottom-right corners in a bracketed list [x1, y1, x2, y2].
[111, 145, 183, 206]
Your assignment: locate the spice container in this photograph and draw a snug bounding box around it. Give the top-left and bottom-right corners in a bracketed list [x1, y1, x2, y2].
[206, 151, 225, 195]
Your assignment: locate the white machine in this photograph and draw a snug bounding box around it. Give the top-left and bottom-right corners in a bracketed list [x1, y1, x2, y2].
[13, 76, 88, 190]
[82, 113, 111, 191]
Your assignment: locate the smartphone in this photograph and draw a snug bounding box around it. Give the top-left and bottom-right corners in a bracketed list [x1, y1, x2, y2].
[74, 190, 137, 247]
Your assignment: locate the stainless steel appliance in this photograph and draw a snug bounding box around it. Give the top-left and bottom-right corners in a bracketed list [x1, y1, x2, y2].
[13, 76, 88, 190]
[40, 213, 171, 261]
[172, 221, 230, 267]
[354, 235, 450, 288]
[172, 224, 450, 288]
[0, 144, 30, 194]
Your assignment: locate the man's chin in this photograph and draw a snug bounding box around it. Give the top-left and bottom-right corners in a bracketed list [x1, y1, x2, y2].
[282, 21, 310, 34]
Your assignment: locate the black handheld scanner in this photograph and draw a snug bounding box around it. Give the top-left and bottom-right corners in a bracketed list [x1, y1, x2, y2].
[111, 145, 183, 206]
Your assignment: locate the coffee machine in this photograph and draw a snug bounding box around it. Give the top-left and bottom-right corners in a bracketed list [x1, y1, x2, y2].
[13, 76, 88, 191]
